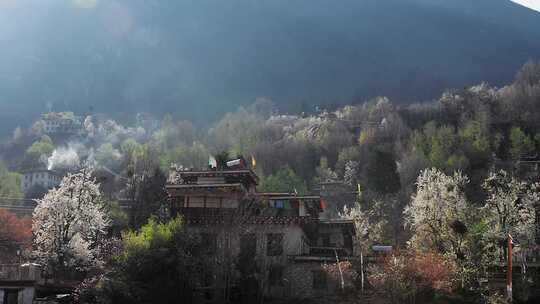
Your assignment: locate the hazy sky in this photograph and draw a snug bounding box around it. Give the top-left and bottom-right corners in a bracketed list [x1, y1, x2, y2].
[512, 0, 540, 12]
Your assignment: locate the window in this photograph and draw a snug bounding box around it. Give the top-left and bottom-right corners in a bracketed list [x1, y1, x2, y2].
[269, 265, 284, 286]
[4, 289, 19, 304]
[319, 233, 331, 247]
[344, 233, 353, 251]
[203, 271, 215, 300]
[240, 233, 257, 257]
[170, 196, 184, 215]
[312, 270, 327, 290]
[266, 233, 283, 256]
[200, 233, 217, 254]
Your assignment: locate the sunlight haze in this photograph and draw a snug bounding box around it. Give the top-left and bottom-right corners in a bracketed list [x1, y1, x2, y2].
[2, 1, 540, 303]
[511, 0, 540, 12]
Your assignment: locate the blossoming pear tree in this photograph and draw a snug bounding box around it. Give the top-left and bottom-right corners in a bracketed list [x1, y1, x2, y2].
[404, 168, 471, 258]
[33, 168, 110, 276]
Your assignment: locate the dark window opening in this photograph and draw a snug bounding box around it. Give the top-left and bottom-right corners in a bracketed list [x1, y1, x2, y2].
[239, 234, 258, 276]
[170, 196, 184, 215]
[344, 233, 353, 252]
[204, 271, 214, 286]
[269, 266, 284, 286]
[240, 234, 257, 257]
[312, 270, 327, 290]
[266, 233, 283, 256]
[198, 233, 217, 254]
[203, 272, 215, 300]
[3, 289, 19, 304]
[319, 233, 331, 247]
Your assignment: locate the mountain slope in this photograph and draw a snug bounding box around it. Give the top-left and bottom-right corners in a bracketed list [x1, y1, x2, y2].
[0, 0, 539, 137]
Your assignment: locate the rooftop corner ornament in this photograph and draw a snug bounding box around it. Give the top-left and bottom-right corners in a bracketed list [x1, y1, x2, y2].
[167, 164, 185, 185]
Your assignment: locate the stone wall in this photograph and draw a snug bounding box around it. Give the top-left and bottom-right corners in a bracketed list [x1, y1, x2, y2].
[185, 224, 355, 301]
[276, 263, 342, 299]
[185, 224, 309, 300]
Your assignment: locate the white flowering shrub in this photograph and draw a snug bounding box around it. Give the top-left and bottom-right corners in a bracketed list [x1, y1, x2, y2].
[482, 170, 539, 256]
[33, 168, 110, 274]
[341, 201, 387, 251]
[404, 168, 471, 257]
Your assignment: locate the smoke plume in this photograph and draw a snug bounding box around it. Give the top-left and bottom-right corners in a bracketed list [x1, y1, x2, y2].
[47, 144, 82, 171]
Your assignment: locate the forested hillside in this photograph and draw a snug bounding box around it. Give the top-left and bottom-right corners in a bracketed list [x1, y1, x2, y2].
[2, 61, 539, 209]
[2, 61, 540, 304]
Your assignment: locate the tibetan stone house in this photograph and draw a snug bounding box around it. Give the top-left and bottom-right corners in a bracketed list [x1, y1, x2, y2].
[166, 163, 356, 302]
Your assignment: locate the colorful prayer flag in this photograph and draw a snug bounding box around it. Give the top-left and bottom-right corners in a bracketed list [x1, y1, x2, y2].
[284, 200, 291, 209]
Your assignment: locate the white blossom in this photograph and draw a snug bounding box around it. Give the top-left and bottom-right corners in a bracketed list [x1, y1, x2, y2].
[341, 201, 387, 251]
[482, 170, 538, 246]
[33, 168, 110, 272]
[404, 168, 471, 255]
[343, 160, 359, 187]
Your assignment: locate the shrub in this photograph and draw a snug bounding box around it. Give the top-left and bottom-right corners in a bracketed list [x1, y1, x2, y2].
[368, 250, 458, 304]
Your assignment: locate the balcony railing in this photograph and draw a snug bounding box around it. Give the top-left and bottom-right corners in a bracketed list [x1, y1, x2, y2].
[0, 264, 41, 282]
[288, 246, 355, 262]
[309, 246, 352, 257]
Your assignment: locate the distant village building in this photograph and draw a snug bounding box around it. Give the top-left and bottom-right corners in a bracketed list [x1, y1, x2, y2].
[0, 264, 41, 304]
[0, 263, 72, 304]
[166, 160, 356, 302]
[41, 112, 82, 135]
[21, 169, 61, 194]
